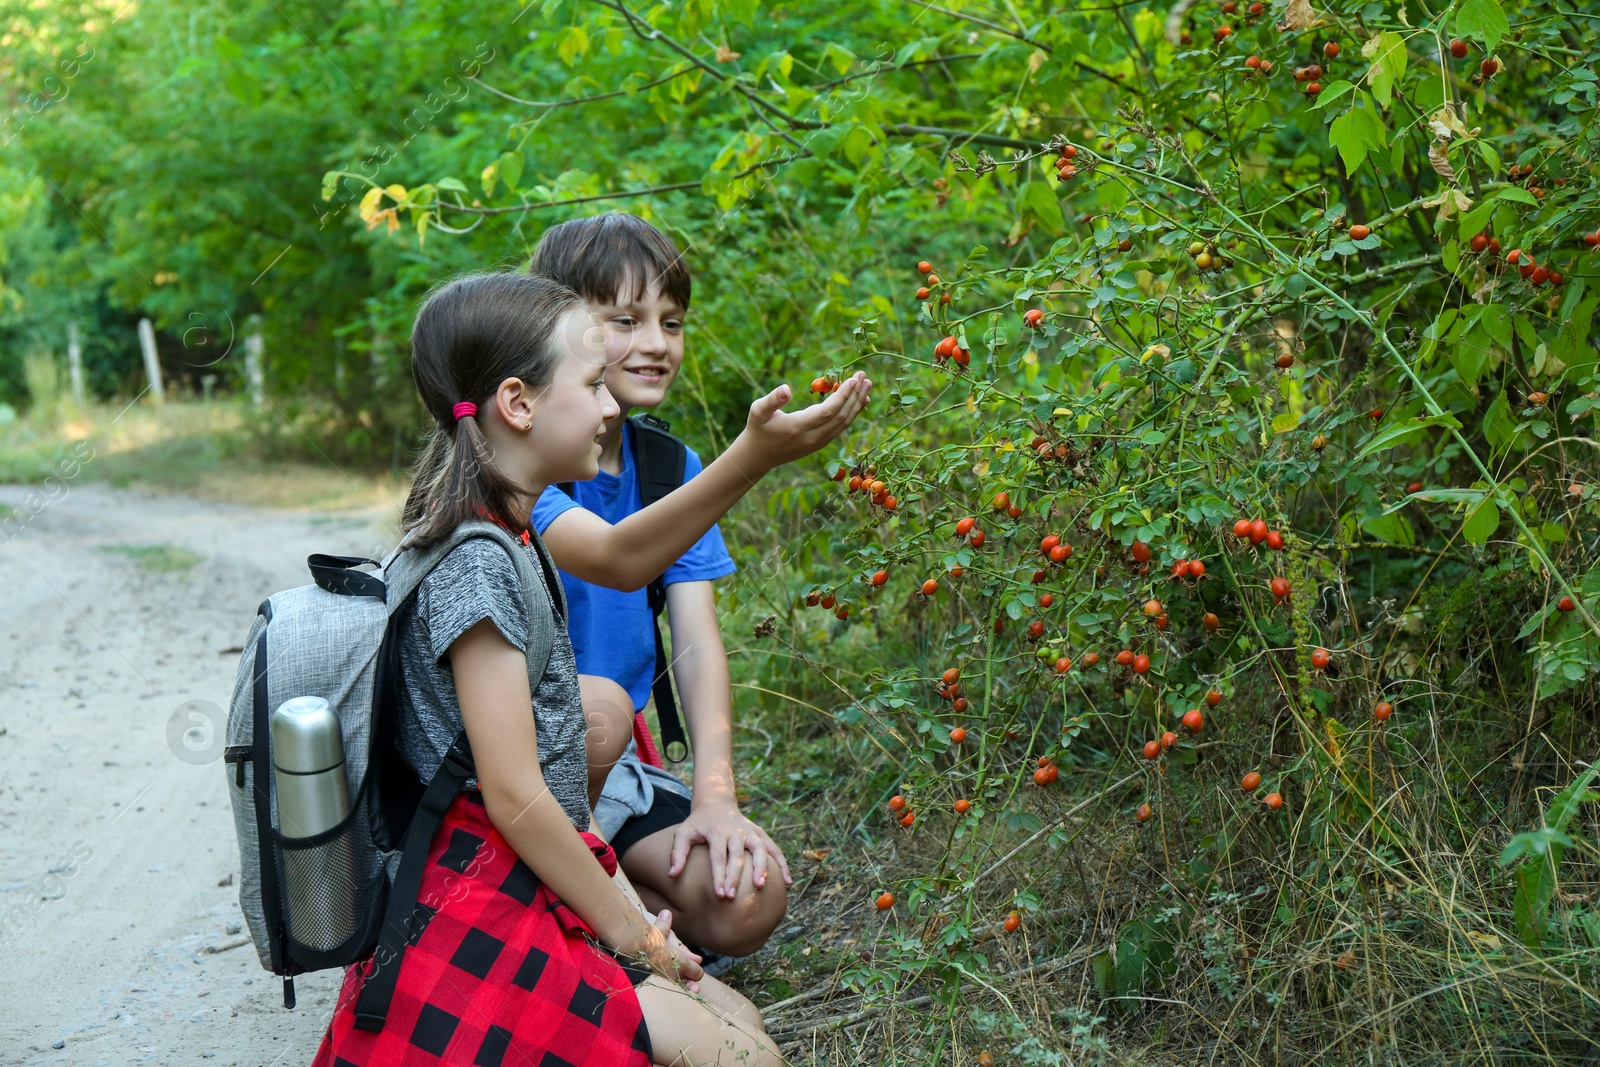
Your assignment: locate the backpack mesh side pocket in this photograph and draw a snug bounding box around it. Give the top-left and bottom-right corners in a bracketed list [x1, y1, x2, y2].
[273, 786, 386, 968]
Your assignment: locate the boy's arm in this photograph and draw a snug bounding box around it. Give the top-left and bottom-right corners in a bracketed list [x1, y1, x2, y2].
[661, 581, 793, 899]
[540, 373, 870, 592]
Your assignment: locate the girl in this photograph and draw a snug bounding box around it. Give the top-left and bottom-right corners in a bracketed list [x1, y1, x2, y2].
[311, 271, 870, 1066]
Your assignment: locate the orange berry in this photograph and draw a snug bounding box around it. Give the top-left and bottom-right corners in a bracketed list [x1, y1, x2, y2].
[1003, 910, 1022, 933]
[1136, 803, 1153, 822]
[1264, 792, 1284, 810]
[954, 798, 971, 814]
[1241, 771, 1262, 792]
[1181, 708, 1204, 733]
[949, 727, 967, 744]
[876, 891, 895, 910]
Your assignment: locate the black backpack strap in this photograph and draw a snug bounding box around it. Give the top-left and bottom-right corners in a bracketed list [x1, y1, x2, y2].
[352, 731, 475, 1032]
[628, 415, 690, 763]
[307, 555, 385, 599]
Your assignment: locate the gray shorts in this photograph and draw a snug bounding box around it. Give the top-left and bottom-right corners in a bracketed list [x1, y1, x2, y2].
[594, 737, 694, 855]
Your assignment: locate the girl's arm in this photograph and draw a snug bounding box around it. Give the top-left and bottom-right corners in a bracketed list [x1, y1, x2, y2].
[541, 373, 871, 591]
[661, 581, 792, 898]
[450, 617, 702, 985]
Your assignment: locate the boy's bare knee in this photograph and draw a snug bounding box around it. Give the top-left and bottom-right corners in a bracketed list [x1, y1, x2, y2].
[580, 674, 633, 765]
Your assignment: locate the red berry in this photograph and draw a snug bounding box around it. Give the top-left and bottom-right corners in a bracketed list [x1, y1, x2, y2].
[1242, 771, 1262, 792]
[916, 260, 933, 275]
[1324, 41, 1340, 59]
[1249, 518, 1269, 544]
[992, 491, 1010, 512]
[888, 794, 905, 811]
[1004, 910, 1022, 931]
[1039, 592, 1054, 608]
[1306, 81, 1322, 95]
[1233, 518, 1252, 538]
[1471, 233, 1489, 253]
[1206, 688, 1222, 706]
[922, 578, 939, 596]
[1311, 647, 1331, 670]
[1161, 730, 1178, 750]
[1181, 708, 1204, 733]
[1054, 656, 1071, 674]
[1266, 530, 1285, 551]
[871, 569, 889, 587]
[1450, 39, 1468, 58]
[1133, 654, 1151, 674]
[1040, 534, 1060, 554]
[1132, 540, 1153, 563]
[1116, 649, 1135, 667]
[876, 891, 895, 910]
[1028, 619, 1045, 639]
[1136, 803, 1152, 822]
[1271, 576, 1291, 601]
[1374, 701, 1394, 721]
[1203, 612, 1221, 631]
[955, 516, 975, 537]
[953, 696, 969, 713]
[1215, 24, 1233, 39]
[1506, 248, 1522, 264]
[969, 529, 986, 548]
[954, 798, 971, 814]
[950, 726, 967, 743]
[1144, 739, 1162, 760]
[1187, 559, 1207, 579]
[1480, 56, 1499, 77]
[915, 285, 932, 300]
[1024, 308, 1044, 328]
[1143, 598, 1164, 618]
[1246, 55, 1262, 69]
[1559, 596, 1577, 612]
[1349, 224, 1370, 240]
[1264, 792, 1284, 811]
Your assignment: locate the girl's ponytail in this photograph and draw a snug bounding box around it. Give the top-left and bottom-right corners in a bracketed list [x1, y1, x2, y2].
[401, 271, 584, 549]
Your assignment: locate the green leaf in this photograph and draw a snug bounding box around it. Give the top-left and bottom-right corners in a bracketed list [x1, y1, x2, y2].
[1019, 181, 1065, 234]
[1355, 413, 1462, 457]
[1480, 304, 1513, 348]
[1313, 80, 1356, 109]
[1483, 390, 1518, 452]
[320, 171, 340, 201]
[1496, 186, 1539, 207]
[1364, 32, 1407, 110]
[820, 41, 855, 75]
[1272, 411, 1301, 433]
[1329, 104, 1388, 176]
[1458, 202, 1495, 241]
[496, 151, 524, 193]
[1462, 494, 1500, 544]
[1451, 332, 1496, 388]
[435, 177, 468, 194]
[556, 25, 590, 66]
[1457, 0, 1510, 53]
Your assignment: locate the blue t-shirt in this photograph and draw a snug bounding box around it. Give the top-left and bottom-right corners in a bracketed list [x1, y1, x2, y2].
[531, 419, 737, 710]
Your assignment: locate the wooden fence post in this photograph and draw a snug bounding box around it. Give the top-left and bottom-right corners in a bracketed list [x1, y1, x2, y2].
[66, 321, 85, 405]
[244, 315, 264, 410]
[137, 317, 163, 404]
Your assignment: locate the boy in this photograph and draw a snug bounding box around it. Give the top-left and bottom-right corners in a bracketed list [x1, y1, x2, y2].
[529, 213, 790, 969]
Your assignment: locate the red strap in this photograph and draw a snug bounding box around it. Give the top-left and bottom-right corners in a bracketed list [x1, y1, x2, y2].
[578, 830, 620, 876]
[633, 710, 665, 769]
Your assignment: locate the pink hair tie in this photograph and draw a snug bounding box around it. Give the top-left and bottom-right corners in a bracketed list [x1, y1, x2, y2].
[452, 401, 478, 421]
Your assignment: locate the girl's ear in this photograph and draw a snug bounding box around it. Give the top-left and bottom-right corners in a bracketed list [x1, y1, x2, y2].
[494, 376, 538, 432]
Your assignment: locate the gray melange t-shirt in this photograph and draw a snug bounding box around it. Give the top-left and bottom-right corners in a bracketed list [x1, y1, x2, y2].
[395, 535, 591, 831]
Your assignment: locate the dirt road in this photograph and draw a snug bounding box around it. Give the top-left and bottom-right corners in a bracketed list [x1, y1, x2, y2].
[0, 482, 405, 1066]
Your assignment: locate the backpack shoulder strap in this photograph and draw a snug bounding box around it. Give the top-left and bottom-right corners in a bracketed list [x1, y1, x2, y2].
[383, 520, 558, 682]
[626, 415, 692, 763]
[628, 413, 687, 508]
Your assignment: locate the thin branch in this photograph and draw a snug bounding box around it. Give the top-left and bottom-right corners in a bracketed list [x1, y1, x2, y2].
[466, 69, 689, 110]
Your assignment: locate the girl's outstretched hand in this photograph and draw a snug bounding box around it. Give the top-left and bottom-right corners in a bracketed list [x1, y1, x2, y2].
[736, 371, 872, 475]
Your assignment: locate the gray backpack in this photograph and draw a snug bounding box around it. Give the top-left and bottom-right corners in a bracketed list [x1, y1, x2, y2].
[223, 520, 559, 1028]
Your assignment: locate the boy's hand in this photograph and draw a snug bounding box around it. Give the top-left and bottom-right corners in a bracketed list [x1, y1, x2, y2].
[733, 371, 872, 477]
[666, 798, 793, 900]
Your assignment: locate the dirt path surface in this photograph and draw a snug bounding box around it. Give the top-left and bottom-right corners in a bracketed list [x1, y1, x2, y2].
[0, 483, 405, 1066]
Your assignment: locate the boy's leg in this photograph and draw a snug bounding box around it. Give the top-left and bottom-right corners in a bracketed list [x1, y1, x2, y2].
[581, 675, 634, 810]
[616, 795, 788, 959]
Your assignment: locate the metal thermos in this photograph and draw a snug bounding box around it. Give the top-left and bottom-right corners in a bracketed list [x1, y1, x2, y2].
[271, 696, 355, 948]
